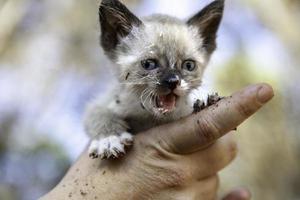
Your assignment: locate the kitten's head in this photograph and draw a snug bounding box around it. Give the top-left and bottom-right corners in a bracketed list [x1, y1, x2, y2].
[99, 0, 224, 115]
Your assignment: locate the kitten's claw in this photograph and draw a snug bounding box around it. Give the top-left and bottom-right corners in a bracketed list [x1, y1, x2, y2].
[89, 140, 99, 158]
[193, 93, 224, 113]
[88, 132, 133, 159]
[89, 152, 98, 159]
[120, 132, 134, 146]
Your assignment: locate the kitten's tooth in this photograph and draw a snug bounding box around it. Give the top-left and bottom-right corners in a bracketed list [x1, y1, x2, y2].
[159, 100, 163, 107]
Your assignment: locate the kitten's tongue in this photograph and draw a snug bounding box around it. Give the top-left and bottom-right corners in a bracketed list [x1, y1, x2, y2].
[158, 94, 177, 112]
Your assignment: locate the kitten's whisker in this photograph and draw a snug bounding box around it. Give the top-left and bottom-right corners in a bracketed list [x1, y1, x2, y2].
[149, 89, 155, 111]
[144, 93, 152, 111]
[140, 87, 158, 114]
[120, 82, 145, 85]
[140, 88, 150, 102]
[149, 91, 156, 109]
[141, 88, 153, 112]
[190, 78, 203, 83]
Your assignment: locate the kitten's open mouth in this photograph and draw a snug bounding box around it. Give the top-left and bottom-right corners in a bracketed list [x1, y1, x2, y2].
[156, 93, 178, 113]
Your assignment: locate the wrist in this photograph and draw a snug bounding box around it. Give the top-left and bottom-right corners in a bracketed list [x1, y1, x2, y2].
[39, 150, 154, 200]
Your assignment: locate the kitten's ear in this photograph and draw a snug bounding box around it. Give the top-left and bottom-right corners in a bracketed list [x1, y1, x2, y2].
[99, 0, 142, 59]
[187, 0, 224, 54]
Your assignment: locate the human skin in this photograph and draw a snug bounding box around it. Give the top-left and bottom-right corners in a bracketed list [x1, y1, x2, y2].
[40, 83, 274, 200]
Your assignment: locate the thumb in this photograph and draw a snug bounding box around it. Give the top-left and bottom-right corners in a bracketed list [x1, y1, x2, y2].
[148, 83, 274, 154]
[222, 188, 251, 200]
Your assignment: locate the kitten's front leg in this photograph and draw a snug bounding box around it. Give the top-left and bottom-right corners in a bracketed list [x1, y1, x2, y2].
[84, 105, 133, 159]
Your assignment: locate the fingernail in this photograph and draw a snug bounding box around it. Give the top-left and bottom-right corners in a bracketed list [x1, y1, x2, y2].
[239, 189, 251, 199]
[257, 84, 274, 104]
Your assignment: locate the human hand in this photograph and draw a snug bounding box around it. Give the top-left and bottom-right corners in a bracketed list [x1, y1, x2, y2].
[40, 83, 273, 200]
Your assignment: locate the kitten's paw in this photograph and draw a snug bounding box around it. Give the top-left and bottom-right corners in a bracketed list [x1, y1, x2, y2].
[193, 93, 224, 113]
[88, 132, 133, 159]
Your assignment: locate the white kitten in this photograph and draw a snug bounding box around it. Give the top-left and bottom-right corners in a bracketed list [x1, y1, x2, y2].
[84, 0, 224, 159]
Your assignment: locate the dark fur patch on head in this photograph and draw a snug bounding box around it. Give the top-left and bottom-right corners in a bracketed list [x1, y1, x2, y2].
[99, 0, 143, 59]
[187, 0, 224, 54]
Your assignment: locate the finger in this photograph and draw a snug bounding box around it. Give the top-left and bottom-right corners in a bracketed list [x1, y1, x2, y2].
[186, 133, 237, 178]
[193, 175, 219, 200]
[222, 188, 251, 200]
[150, 83, 274, 154]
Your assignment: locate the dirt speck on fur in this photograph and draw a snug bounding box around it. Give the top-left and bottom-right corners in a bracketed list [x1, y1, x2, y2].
[125, 73, 130, 80]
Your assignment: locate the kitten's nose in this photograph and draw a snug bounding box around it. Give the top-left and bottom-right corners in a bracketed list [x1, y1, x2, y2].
[163, 74, 181, 90]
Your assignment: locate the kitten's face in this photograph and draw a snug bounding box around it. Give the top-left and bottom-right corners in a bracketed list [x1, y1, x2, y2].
[117, 20, 207, 114]
[99, 0, 224, 115]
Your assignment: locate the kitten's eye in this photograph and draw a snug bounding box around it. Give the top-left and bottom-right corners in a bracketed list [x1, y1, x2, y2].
[141, 59, 159, 70]
[182, 60, 196, 71]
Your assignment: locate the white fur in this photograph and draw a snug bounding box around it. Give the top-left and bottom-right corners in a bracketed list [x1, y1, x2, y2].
[88, 132, 133, 159]
[180, 79, 189, 90]
[117, 19, 207, 70]
[86, 14, 214, 160]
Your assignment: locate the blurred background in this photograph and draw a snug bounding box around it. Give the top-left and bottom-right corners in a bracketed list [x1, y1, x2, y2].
[0, 0, 299, 199]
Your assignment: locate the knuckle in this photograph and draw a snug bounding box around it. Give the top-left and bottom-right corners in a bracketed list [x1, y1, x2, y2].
[207, 175, 220, 190]
[214, 175, 220, 189]
[195, 115, 221, 144]
[198, 175, 219, 199]
[201, 137, 238, 175]
[214, 138, 238, 171]
[149, 164, 188, 188]
[137, 142, 188, 188]
[236, 100, 253, 117]
[161, 167, 187, 188]
[227, 139, 238, 160]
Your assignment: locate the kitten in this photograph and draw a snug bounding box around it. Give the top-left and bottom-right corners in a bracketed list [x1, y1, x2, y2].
[84, 0, 224, 159]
